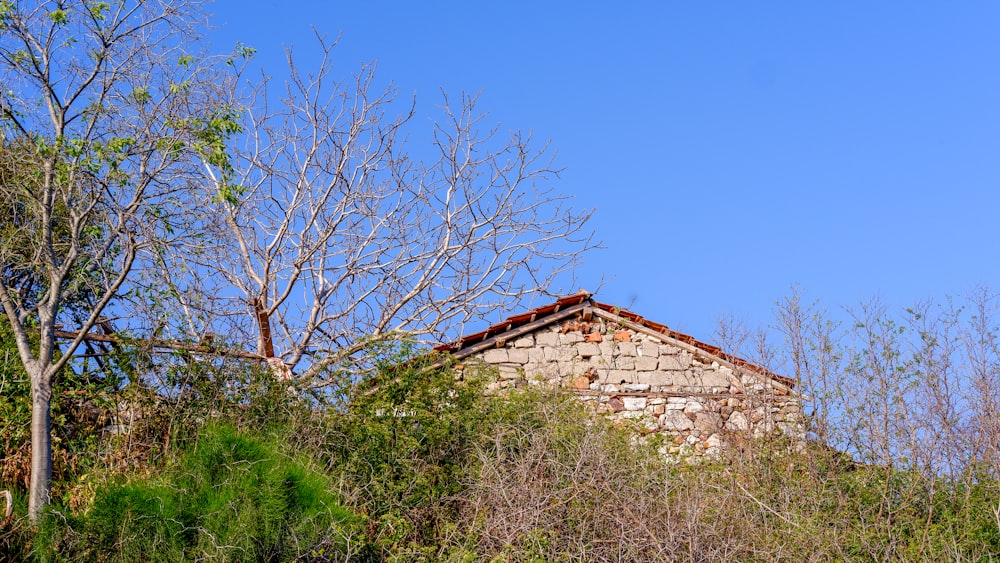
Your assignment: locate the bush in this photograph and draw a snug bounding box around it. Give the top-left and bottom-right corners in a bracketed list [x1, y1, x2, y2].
[34, 424, 357, 562]
[324, 347, 492, 558]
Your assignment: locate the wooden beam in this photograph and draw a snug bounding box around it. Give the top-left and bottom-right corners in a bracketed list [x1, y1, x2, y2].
[434, 302, 591, 366]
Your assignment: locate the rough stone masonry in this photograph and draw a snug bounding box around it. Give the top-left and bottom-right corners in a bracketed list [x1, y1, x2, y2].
[450, 301, 805, 461]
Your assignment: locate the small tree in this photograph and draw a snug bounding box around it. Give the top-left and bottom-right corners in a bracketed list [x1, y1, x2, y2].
[0, 0, 217, 519]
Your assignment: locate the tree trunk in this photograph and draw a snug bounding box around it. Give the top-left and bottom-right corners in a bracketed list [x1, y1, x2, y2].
[28, 373, 52, 522]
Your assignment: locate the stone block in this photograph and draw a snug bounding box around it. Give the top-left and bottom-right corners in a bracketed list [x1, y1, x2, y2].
[635, 356, 659, 371]
[683, 401, 704, 414]
[623, 383, 650, 392]
[577, 342, 600, 357]
[562, 332, 584, 344]
[706, 433, 723, 449]
[535, 332, 560, 346]
[613, 356, 635, 370]
[544, 347, 572, 362]
[497, 366, 521, 380]
[659, 356, 682, 371]
[615, 342, 637, 356]
[483, 349, 508, 363]
[636, 371, 676, 386]
[640, 342, 661, 357]
[507, 349, 529, 364]
[663, 345, 683, 355]
[660, 410, 694, 431]
[513, 336, 534, 348]
[623, 397, 647, 411]
[608, 397, 625, 412]
[527, 348, 546, 363]
[697, 368, 732, 388]
[693, 412, 723, 433]
[609, 369, 638, 384]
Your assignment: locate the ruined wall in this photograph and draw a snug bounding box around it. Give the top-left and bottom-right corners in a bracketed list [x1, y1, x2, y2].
[462, 314, 805, 460]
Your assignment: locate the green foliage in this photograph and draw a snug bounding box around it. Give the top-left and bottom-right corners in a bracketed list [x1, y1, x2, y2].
[327, 345, 492, 556]
[35, 424, 356, 562]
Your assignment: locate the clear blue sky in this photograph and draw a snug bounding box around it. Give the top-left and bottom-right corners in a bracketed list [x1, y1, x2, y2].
[208, 1, 1000, 341]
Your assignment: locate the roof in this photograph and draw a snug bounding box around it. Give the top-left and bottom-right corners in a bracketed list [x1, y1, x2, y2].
[434, 291, 796, 388]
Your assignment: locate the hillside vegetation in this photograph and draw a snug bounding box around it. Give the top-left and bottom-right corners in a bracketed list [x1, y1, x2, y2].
[3, 331, 1000, 561]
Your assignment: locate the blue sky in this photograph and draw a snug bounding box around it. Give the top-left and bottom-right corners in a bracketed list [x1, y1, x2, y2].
[208, 2, 1000, 341]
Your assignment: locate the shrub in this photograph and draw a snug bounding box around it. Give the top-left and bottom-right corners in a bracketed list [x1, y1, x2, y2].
[34, 424, 357, 562]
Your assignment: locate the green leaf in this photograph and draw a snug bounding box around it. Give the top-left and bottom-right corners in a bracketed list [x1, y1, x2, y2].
[48, 9, 69, 25]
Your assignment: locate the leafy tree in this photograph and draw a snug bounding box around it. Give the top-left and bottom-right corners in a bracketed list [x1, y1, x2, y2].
[0, 0, 221, 520]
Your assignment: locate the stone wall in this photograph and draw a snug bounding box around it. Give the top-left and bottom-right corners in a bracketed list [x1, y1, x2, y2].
[462, 315, 804, 460]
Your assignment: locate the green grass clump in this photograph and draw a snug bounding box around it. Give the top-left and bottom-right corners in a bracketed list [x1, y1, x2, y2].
[36, 424, 356, 562]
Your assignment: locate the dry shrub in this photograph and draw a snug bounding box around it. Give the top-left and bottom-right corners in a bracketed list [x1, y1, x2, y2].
[454, 387, 1000, 562]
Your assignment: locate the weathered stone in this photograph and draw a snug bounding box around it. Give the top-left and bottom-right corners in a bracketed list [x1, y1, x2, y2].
[697, 368, 732, 388]
[635, 356, 659, 371]
[659, 345, 679, 355]
[615, 342, 637, 356]
[683, 401, 704, 414]
[613, 356, 635, 370]
[693, 412, 722, 432]
[726, 411, 750, 431]
[609, 369, 638, 384]
[577, 342, 600, 357]
[497, 366, 521, 380]
[513, 336, 534, 348]
[608, 397, 625, 412]
[562, 332, 584, 344]
[640, 342, 661, 357]
[637, 371, 676, 386]
[623, 397, 647, 411]
[507, 349, 529, 364]
[660, 410, 694, 431]
[535, 332, 560, 346]
[658, 356, 682, 371]
[622, 383, 651, 392]
[544, 347, 575, 362]
[706, 433, 723, 450]
[568, 375, 591, 390]
[483, 349, 508, 363]
[652, 404, 665, 415]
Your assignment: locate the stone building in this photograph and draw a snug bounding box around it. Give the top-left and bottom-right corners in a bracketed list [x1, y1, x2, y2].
[434, 292, 805, 459]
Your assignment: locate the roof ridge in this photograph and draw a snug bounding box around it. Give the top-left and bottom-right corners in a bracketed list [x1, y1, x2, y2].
[434, 294, 794, 388]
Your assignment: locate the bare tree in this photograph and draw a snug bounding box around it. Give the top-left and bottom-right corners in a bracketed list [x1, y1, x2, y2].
[0, 0, 215, 519]
[186, 35, 595, 386]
